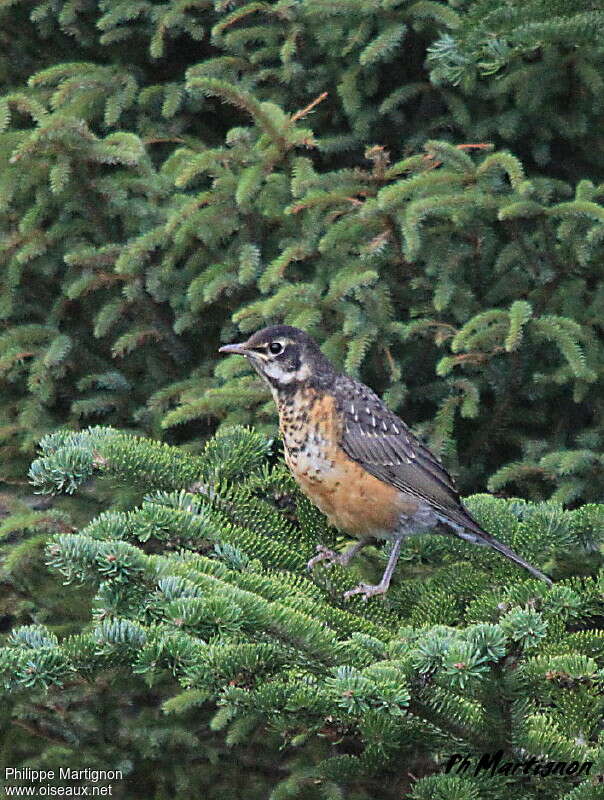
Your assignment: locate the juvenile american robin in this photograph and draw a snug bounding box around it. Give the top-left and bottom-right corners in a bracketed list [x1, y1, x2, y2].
[219, 326, 552, 599]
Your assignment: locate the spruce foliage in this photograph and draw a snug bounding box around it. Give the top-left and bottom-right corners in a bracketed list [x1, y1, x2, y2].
[1, 3, 603, 794]
[1, 426, 602, 798]
[0, 0, 602, 505]
[0, 488, 277, 799]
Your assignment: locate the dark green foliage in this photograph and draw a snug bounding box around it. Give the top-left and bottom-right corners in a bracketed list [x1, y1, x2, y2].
[428, 1, 604, 176]
[0, 0, 602, 507]
[2, 426, 603, 798]
[1, 2, 603, 796]
[0, 452, 309, 799]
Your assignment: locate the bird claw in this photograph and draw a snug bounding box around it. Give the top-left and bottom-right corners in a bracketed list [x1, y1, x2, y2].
[307, 544, 342, 571]
[343, 582, 387, 602]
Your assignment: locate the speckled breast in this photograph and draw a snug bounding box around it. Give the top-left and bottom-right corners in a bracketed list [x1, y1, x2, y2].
[278, 387, 340, 483]
[277, 387, 414, 538]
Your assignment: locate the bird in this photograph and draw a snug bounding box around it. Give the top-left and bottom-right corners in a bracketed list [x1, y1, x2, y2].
[219, 325, 552, 599]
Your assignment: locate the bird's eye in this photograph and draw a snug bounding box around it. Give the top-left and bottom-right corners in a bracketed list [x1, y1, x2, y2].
[268, 342, 283, 355]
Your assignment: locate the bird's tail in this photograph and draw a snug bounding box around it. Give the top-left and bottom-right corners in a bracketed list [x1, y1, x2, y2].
[470, 529, 552, 585]
[441, 512, 553, 585]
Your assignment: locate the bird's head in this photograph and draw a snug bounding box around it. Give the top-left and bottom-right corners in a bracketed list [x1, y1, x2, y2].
[219, 326, 332, 391]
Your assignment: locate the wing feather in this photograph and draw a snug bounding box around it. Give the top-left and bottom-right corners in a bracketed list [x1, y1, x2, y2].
[332, 376, 552, 584]
[335, 376, 485, 535]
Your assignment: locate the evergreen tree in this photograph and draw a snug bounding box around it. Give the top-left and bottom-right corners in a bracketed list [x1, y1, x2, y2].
[1, 3, 603, 795]
[0, 0, 602, 503]
[0, 426, 602, 799]
[0, 490, 279, 799]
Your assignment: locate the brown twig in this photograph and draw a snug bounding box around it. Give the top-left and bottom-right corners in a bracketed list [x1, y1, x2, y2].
[456, 143, 493, 151]
[291, 92, 328, 123]
[423, 142, 493, 170]
[384, 345, 397, 377]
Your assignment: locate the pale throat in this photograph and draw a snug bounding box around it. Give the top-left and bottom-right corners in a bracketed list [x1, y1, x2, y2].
[249, 357, 312, 393]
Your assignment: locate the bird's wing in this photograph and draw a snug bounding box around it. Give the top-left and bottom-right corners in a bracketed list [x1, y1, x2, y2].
[335, 376, 485, 536]
[334, 376, 552, 584]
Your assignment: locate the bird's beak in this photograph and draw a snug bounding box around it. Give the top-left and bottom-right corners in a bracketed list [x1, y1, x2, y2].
[218, 342, 250, 356]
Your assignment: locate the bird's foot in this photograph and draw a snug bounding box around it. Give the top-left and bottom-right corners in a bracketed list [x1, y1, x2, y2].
[307, 544, 345, 571]
[343, 581, 388, 602]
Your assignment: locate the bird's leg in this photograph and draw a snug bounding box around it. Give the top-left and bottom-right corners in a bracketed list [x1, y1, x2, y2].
[343, 535, 404, 601]
[307, 538, 370, 572]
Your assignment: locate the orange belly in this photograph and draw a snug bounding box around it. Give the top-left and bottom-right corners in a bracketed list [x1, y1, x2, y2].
[279, 388, 418, 538]
[290, 451, 418, 537]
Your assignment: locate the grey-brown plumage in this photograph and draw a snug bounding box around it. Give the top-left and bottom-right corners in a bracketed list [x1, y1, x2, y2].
[333, 373, 552, 584]
[219, 325, 552, 597]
